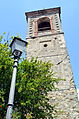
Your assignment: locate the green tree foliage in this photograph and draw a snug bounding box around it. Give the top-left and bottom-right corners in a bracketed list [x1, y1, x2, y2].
[0, 34, 60, 119]
[14, 58, 60, 119]
[0, 34, 13, 119]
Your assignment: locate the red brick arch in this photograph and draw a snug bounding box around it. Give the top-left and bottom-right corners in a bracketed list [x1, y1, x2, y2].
[34, 17, 54, 36]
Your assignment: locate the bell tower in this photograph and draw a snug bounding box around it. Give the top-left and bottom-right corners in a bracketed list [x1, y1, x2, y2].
[25, 7, 79, 119]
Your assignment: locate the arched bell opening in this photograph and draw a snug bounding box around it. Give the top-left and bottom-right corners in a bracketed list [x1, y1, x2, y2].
[37, 17, 51, 31]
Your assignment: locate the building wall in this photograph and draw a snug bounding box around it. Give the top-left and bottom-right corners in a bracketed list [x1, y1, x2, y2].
[25, 8, 79, 119]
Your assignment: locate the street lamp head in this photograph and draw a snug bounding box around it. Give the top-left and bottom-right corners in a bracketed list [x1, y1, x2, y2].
[10, 37, 28, 58]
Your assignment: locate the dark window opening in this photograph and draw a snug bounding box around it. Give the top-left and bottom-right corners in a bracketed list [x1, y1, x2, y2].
[38, 21, 51, 31]
[44, 44, 48, 47]
[55, 37, 57, 40]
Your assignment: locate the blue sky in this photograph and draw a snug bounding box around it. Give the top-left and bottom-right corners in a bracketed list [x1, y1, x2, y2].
[0, 0, 79, 88]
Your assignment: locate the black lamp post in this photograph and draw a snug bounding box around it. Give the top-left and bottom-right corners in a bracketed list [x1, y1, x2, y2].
[6, 37, 27, 119]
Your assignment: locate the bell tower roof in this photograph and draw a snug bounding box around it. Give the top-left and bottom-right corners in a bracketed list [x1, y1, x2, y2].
[25, 7, 61, 21]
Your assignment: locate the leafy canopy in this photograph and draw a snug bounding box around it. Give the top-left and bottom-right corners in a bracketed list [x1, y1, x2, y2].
[0, 33, 60, 119]
[0, 33, 13, 119]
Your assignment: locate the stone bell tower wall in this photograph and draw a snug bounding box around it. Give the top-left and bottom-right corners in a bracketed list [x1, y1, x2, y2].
[25, 7, 79, 119]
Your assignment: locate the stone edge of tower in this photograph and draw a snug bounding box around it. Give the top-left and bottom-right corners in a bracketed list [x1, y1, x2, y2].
[25, 7, 61, 21]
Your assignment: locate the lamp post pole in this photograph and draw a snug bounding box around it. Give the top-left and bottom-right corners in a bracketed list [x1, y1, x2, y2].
[6, 57, 19, 119]
[6, 37, 27, 119]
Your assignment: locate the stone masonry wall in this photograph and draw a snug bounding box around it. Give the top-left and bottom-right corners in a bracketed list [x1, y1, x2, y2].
[26, 33, 79, 119]
[26, 8, 79, 119]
